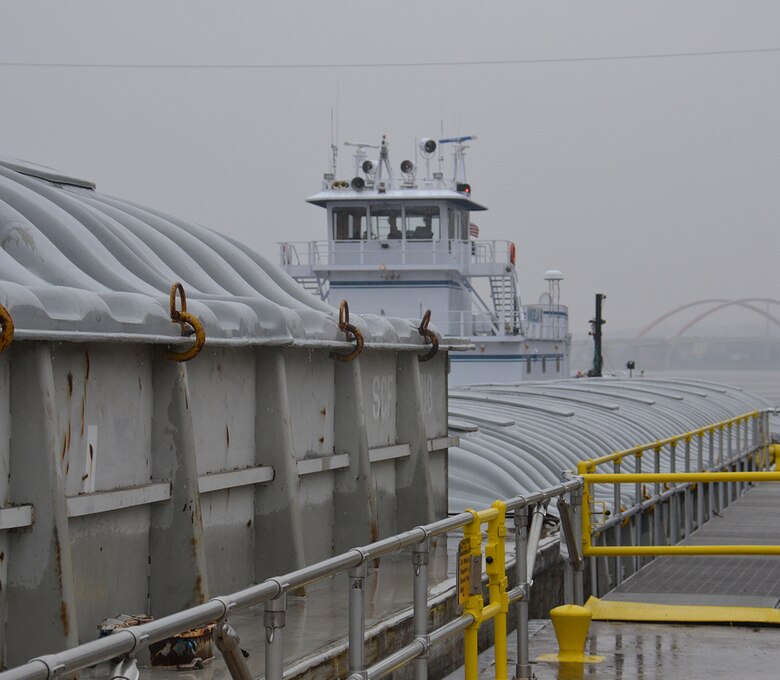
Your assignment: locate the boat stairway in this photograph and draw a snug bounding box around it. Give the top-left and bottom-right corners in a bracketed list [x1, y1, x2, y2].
[488, 273, 520, 331]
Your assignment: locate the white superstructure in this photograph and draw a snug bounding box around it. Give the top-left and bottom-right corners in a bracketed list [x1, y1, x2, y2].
[279, 135, 570, 384]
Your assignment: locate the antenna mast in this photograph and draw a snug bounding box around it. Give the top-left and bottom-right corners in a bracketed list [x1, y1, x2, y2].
[587, 293, 606, 377]
[330, 109, 338, 176]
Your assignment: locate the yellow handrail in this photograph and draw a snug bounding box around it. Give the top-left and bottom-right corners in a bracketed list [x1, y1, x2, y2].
[582, 411, 761, 470]
[587, 544, 780, 557]
[581, 471, 780, 484]
[579, 410, 773, 558]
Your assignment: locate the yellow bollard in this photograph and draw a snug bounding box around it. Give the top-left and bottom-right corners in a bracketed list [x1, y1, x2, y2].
[538, 605, 604, 664]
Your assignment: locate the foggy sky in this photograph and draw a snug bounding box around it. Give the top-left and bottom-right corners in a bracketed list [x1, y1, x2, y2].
[2, 1, 779, 338]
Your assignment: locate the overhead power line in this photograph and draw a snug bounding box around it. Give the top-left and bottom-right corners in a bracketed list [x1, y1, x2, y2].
[0, 46, 779, 70]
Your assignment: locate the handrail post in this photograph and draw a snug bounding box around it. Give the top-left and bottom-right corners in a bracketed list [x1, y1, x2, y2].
[748, 416, 755, 470]
[766, 412, 772, 471]
[762, 412, 769, 470]
[696, 433, 705, 528]
[463, 510, 483, 680]
[752, 414, 759, 469]
[486, 500, 508, 680]
[653, 446, 663, 550]
[579, 462, 599, 597]
[708, 429, 716, 515]
[264, 593, 287, 680]
[734, 418, 751, 496]
[612, 457, 622, 586]
[683, 437, 693, 538]
[634, 452, 643, 571]
[669, 442, 679, 545]
[514, 506, 532, 680]
[717, 426, 725, 511]
[727, 422, 735, 501]
[570, 486, 585, 605]
[348, 561, 369, 679]
[761, 413, 772, 470]
[739, 418, 746, 471]
[412, 538, 430, 680]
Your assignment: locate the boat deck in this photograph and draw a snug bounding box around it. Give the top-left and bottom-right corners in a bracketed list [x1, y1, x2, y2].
[598, 483, 780, 615]
[92, 484, 780, 679]
[448, 481, 780, 678]
[445, 618, 780, 679]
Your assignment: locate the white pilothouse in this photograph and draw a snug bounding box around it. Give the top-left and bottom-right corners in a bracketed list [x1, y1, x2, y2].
[279, 135, 570, 384]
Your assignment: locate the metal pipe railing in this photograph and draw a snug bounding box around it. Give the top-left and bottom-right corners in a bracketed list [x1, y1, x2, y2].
[2, 478, 586, 680]
[5, 409, 773, 680]
[514, 507, 531, 680]
[412, 538, 430, 680]
[582, 409, 775, 594]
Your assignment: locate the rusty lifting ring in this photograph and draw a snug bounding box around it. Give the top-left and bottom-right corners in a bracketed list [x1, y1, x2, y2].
[417, 309, 439, 362]
[163, 282, 206, 362]
[0, 303, 14, 353]
[330, 300, 363, 362]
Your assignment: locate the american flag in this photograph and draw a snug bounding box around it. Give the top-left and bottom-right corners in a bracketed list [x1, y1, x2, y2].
[468, 222, 480, 239]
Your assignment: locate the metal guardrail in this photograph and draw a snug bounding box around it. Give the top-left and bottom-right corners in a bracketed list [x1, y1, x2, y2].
[278, 239, 514, 270]
[2, 409, 774, 680]
[578, 410, 774, 591]
[0, 481, 582, 680]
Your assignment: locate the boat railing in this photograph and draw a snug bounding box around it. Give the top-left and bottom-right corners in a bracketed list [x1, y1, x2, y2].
[522, 304, 569, 341]
[3, 410, 775, 680]
[444, 309, 569, 340]
[445, 310, 500, 337]
[2, 479, 583, 680]
[280, 241, 324, 268]
[580, 409, 774, 596]
[279, 238, 514, 272]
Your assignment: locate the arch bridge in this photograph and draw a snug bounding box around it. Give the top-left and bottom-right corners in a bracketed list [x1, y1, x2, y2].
[638, 298, 780, 338]
[590, 299, 780, 372]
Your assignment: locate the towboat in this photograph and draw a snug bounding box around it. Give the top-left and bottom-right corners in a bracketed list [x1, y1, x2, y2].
[279, 134, 570, 384]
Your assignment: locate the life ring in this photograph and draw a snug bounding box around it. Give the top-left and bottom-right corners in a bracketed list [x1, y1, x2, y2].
[509, 241, 516, 266]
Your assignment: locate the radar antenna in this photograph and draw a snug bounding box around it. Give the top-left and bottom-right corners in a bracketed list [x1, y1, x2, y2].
[344, 140, 380, 179]
[439, 135, 477, 184]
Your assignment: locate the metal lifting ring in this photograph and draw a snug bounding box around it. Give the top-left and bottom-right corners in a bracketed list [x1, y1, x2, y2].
[330, 300, 363, 362]
[163, 282, 206, 362]
[417, 309, 439, 362]
[0, 303, 14, 353]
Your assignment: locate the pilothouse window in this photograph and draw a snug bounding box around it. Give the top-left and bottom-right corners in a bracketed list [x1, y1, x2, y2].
[447, 209, 469, 240]
[371, 206, 403, 240]
[406, 207, 440, 240]
[333, 207, 367, 240]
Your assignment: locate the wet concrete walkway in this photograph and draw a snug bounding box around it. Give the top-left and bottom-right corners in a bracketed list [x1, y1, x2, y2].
[445, 483, 780, 679]
[445, 618, 780, 679]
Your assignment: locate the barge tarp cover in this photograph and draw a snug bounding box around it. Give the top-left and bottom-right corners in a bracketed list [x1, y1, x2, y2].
[0, 156, 454, 349]
[448, 377, 774, 512]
